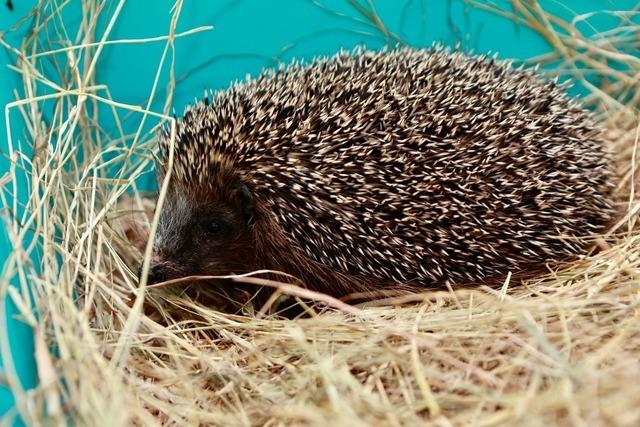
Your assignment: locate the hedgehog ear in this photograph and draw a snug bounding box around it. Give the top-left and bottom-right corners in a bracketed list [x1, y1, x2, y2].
[231, 181, 255, 225]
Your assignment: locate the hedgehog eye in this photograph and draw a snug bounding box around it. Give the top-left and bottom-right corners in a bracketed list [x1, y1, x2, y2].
[206, 220, 222, 236]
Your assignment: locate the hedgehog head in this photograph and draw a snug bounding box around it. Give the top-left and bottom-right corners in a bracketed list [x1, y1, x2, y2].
[145, 104, 258, 286]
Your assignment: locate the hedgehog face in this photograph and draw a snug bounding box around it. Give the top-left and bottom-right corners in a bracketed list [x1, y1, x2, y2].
[141, 181, 256, 286]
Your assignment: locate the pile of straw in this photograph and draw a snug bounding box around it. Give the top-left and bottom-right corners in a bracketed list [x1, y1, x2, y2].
[1, 1, 638, 426]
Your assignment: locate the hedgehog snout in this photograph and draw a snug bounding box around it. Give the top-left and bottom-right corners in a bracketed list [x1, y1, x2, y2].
[137, 251, 185, 285]
[137, 261, 168, 285]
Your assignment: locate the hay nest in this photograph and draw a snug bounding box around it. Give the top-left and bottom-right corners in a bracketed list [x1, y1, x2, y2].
[1, 1, 638, 426]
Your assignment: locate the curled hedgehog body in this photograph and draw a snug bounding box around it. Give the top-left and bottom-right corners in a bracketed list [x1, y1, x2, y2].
[149, 47, 614, 299]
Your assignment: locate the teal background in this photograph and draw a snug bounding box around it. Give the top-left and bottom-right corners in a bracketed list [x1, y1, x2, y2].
[0, 0, 637, 423]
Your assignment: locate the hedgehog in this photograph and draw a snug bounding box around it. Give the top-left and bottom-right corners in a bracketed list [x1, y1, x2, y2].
[144, 46, 615, 302]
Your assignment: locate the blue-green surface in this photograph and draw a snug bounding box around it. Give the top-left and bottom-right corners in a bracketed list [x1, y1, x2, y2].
[0, 0, 637, 423]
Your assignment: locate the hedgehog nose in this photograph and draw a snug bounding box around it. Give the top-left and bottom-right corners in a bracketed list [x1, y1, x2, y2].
[138, 262, 167, 285]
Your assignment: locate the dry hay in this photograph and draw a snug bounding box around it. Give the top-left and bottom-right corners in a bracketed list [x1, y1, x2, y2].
[1, 1, 639, 426]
